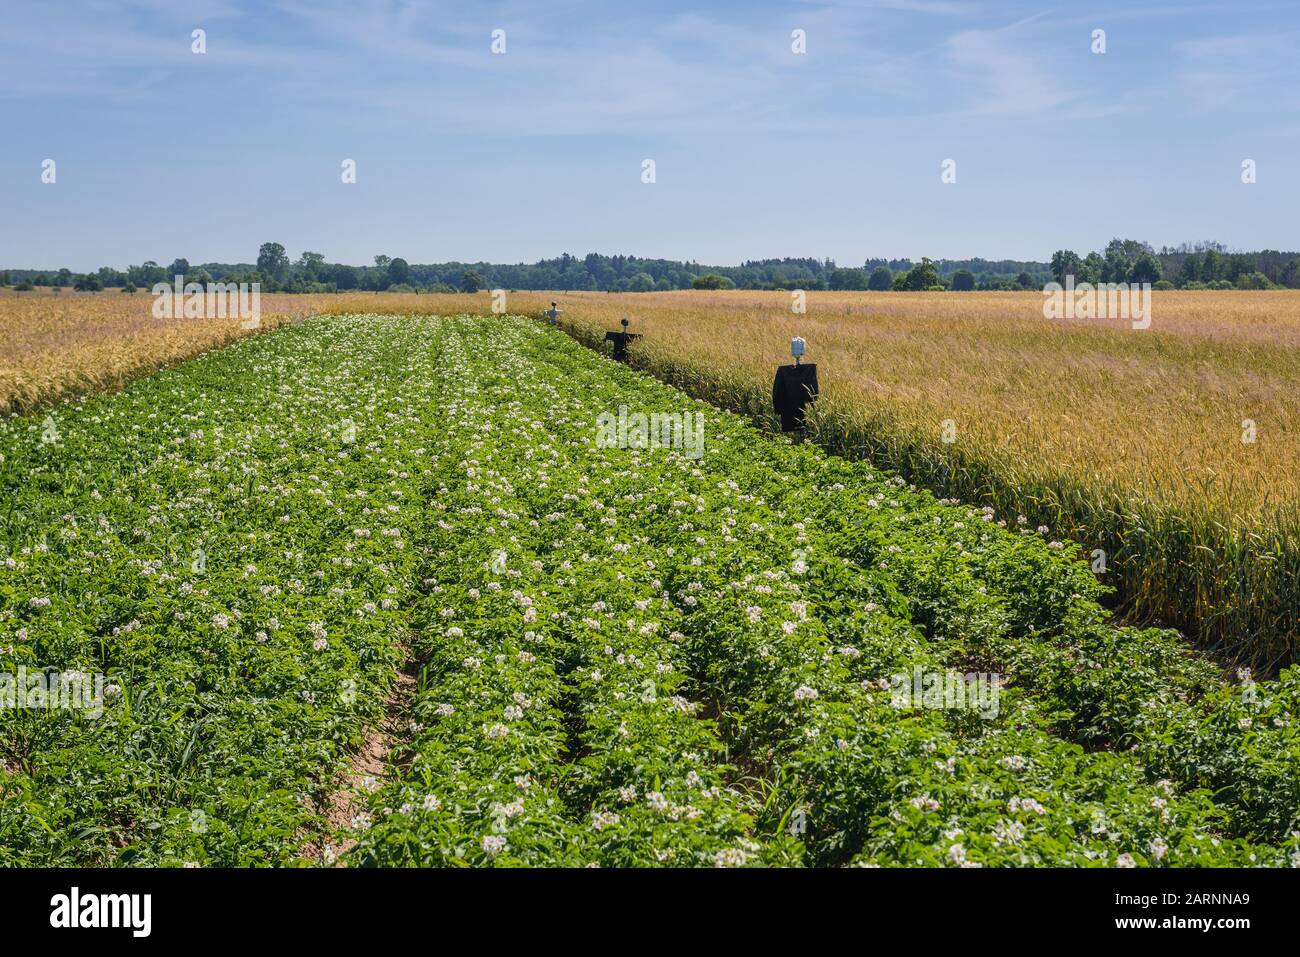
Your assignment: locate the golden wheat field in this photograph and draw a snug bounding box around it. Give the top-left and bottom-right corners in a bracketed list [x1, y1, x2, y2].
[5, 287, 1299, 663]
[553, 290, 1300, 519]
[0, 289, 334, 415]
[322, 289, 1300, 663]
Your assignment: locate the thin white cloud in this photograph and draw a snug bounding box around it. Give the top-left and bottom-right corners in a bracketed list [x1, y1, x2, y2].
[1173, 30, 1300, 111]
[941, 19, 1077, 115]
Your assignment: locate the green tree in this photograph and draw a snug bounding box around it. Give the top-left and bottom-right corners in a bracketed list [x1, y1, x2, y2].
[950, 269, 976, 291]
[1201, 248, 1223, 283]
[126, 261, 165, 288]
[74, 273, 103, 291]
[1128, 253, 1163, 285]
[1280, 258, 1300, 289]
[1226, 253, 1256, 283]
[298, 251, 326, 283]
[1049, 249, 1082, 286]
[257, 243, 289, 282]
[1100, 238, 1151, 283]
[691, 273, 730, 290]
[828, 267, 869, 290]
[867, 266, 893, 291]
[1080, 252, 1104, 284]
[902, 258, 939, 290]
[628, 271, 655, 292]
[333, 265, 359, 290]
[461, 268, 484, 293]
[387, 258, 411, 287]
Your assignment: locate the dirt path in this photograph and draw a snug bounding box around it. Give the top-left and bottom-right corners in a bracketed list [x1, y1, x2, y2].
[302, 647, 418, 866]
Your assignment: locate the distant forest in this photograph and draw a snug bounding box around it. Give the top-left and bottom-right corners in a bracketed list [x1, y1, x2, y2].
[5, 239, 1298, 293]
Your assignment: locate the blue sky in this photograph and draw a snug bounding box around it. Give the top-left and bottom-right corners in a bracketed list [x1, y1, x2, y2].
[2, 0, 1297, 270]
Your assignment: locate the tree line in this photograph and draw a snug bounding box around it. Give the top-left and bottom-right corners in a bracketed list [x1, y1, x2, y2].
[1048, 239, 1295, 290]
[4, 239, 1297, 293]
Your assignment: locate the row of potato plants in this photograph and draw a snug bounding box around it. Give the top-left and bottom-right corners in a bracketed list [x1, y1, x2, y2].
[545, 321, 1300, 865]
[563, 315, 1300, 853]
[349, 316, 1299, 866]
[561, 315, 1300, 845]
[0, 317, 447, 864]
[4, 311, 1296, 866]
[751, 453, 1300, 842]
[350, 322, 794, 866]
